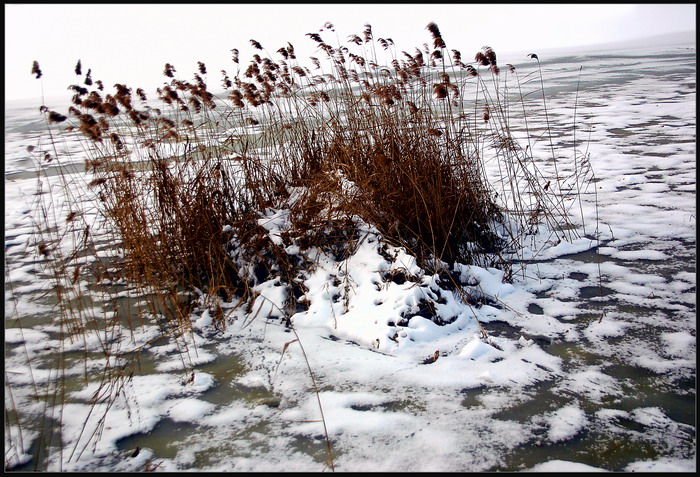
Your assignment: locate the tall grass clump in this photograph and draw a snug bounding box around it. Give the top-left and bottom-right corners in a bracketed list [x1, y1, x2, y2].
[35, 21, 592, 308]
[6, 21, 596, 470]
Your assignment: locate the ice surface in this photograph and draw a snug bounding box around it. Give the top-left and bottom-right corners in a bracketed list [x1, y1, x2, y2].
[4, 40, 695, 472]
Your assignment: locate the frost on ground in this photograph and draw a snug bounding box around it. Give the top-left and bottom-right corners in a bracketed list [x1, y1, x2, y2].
[4, 41, 696, 472]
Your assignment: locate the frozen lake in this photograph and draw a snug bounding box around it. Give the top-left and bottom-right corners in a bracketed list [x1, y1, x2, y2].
[4, 38, 696, 472]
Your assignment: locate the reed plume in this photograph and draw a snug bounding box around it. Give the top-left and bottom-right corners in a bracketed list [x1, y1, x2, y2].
[31, 60, 42, 78]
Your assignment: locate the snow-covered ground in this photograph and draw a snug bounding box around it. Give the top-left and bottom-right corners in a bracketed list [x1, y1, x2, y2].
[4, 39, 695, 472]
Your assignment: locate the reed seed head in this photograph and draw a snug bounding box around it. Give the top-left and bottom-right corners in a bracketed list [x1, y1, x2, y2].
[348, 34, 362, 45]
[136, 88, 147, 102]
[48, 111, 67, 123]
[426, 22, 446, 49]
[221, 70, 233, 89]
[426, 22, 441, 38]
[363, 23, 373, 42]
[69, 84, 89, 95]
[483, 46, 497, 65]
[433, 83, 447, 99]
[31, 60, 42, 79]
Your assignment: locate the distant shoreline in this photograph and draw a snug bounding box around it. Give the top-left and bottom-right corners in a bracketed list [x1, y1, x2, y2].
[498, 30, 696, 63]
[6, 30, 695, 106]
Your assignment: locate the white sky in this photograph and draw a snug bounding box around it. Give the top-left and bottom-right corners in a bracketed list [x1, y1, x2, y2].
[4, 3, 696, 103]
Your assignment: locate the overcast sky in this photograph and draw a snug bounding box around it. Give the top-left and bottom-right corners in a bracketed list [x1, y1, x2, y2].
[4, 3, 696, 103]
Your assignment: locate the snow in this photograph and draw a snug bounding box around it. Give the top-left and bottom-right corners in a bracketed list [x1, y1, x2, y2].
[555, 368, 624, 403]
[544, 404, 588, 443]
[4, 40, 696, 472]
[168, 398, 216, 422]
[661, 331, 696, 358]
[527, 459, 608, 472]
[625, 457, 697, 472]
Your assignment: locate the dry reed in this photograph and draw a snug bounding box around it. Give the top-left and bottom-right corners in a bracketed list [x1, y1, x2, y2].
[6, 22, 595, 470]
